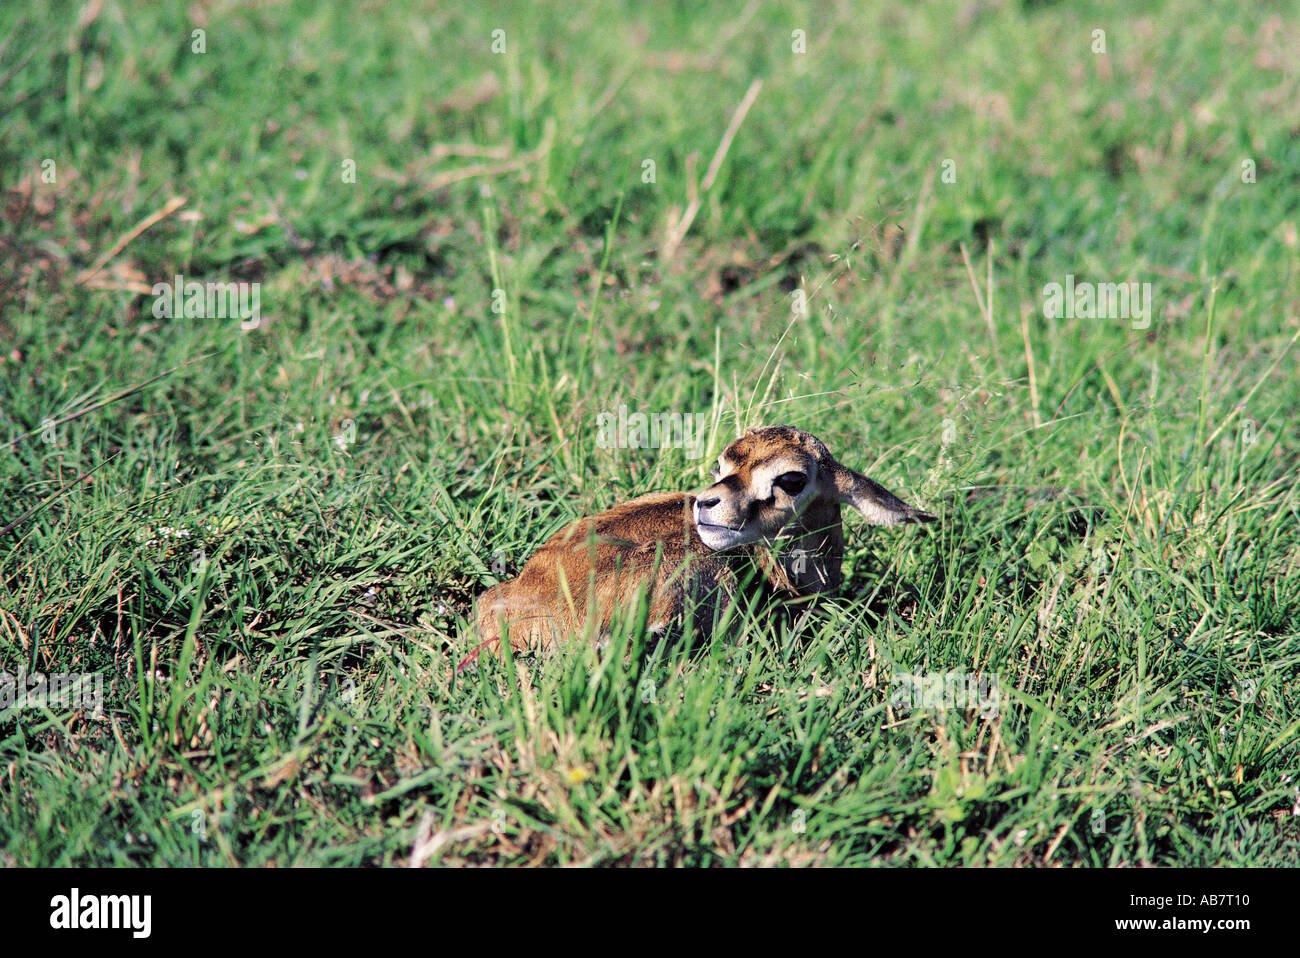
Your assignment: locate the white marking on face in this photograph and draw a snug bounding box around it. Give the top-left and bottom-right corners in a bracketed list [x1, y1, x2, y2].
[753, 462, 813, 501]
[693, 457, 818, 550]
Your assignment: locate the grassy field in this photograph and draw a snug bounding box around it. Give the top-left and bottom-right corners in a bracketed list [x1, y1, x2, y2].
[1, 0, 1298, 867]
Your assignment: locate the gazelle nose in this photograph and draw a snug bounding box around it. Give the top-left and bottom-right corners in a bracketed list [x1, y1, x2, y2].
[697, 495, 721, 509]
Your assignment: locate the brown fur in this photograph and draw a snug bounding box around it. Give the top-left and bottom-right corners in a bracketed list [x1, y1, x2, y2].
[465, 425, 934, 668]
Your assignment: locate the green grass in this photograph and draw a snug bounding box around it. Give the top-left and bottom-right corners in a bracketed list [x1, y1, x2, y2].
[1, 0, 1298, 866]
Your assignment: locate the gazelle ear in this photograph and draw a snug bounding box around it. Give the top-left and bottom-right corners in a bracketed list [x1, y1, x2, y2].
[827, 462, 936, 526]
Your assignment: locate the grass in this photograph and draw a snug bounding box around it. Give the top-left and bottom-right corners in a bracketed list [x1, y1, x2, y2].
[1, 0, 1298, 866]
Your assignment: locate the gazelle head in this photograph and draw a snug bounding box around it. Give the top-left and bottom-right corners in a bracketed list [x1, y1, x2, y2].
[692, 425, 934, 592]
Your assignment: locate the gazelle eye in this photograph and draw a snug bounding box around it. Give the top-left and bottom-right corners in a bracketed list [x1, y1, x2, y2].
[773, 472, 807, 495]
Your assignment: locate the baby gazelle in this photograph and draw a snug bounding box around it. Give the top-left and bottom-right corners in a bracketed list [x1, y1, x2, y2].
[462, 426, 934, 669]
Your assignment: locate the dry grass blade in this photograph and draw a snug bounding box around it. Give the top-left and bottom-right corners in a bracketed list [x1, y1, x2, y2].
[75, 196, 187, 285]
[662, 78, 763, 262]
[1, 353, 215, 453]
